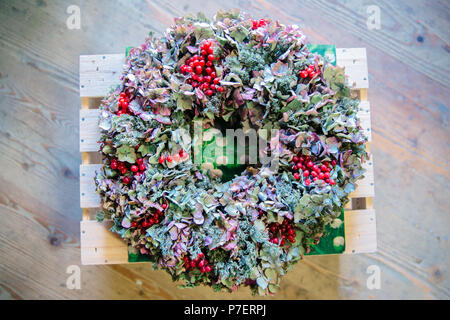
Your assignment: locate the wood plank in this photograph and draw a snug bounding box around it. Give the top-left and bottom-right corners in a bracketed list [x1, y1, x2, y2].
[358, 101, 372, 142]
[79, 48, 368, 100]
[80, 220, 129, 265]
[80, 153, 374, 209]
[336, 48, 369, 89]
[344, 209, 377, 254]
[79, 54, 125, 98]
[80, 208, 376, 265]
[80, 109, 101, 152]
[80, 164, 101, 208]
[79, 100, 372, 154]
[349, 157, 375, 198]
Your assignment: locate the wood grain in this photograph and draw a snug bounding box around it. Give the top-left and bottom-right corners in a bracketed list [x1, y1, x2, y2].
[0, 0, 448, 300]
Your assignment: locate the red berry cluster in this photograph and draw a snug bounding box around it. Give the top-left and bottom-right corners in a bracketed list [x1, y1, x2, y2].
[292, 155, 337, 186]
[269, 219, 296, 246]
[183, 253, 212, 273]
[180, 40, 224, 96]
[158, 149, 187, 165]
[131, 203, 167, 230]
[251, 18, 267, 30]
[299, 65, 321, 79]
[116, 92, 132, 116]
[110, 157, 146, 184]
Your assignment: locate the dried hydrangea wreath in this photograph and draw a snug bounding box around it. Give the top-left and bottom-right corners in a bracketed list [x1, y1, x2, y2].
[95, 10, 368, 295]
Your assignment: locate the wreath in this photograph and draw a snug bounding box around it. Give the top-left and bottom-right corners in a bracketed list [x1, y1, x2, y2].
[95, 10, 368, 295]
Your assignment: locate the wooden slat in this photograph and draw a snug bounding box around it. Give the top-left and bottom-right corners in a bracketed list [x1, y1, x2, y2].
[79, 208, 376, 265]
[79, 54, 125, 97]
[78, 48, 368, 100]
[80, 220, 128, 265]
[80, 109, 101, 152]
[336, 48, 369, 89]
[358, 101, 372, 142]
[80, 164, 101, 208]
[80, 154, 374, 208]
[344, 209, 377, 254]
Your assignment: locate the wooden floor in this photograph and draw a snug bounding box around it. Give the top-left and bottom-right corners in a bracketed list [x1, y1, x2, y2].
[0, 0, 448, 300]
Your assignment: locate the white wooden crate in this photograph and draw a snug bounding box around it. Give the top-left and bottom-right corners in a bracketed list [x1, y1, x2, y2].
[79, 48, 376, 265]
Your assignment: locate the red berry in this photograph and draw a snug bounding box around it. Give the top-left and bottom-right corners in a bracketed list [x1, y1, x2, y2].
[318, 172, 325, 180]
[294, 173, 300, 180]
[120, 92, 127, 99]
[198, 260, 205, 267]
[217, 86, 224, 93]
[325, 178, 330, 183]
[313, 177, 318, 182]
[205, 76, 212, 83]
[111, 159, 118, 170]
[162, 203, 168, 210]
[190, 260, 196, 268]
[207, 54, 215, 61]
[186, 66, 192, 73]
[198, 252, 204, 259]
[321, 165, 328, 171]
[139, 164, 146, 171]
[293, 156, 299, 163]
[123, 176, 131, 184]
[313, 165, 319, 172]
[303, 170, 309, 177]
[210, 84, 216, 91]
[206, 61, 213, 67]
[136, 158, 143, 165]
[296, 162, 302, 169]
[201, 50, 207, 56]
[329, 179, 336, 185]
[305, 179, 311, 186]
[300, 71, 308, 78]
[179, 149, 185, 157]
[205, 90, 213, 96]
[272, 238, 279, 245]
[120, 167, 128, 175]
[207, 47, 214, 54]
[131, 165, 139, 173]
[158, 155, 165, 164]
[311, 171, 318, 177]
[131, 221, 137, 228]
[210, 72, 216, 78]
[205, 67, 212, 74]
[213, 77, 220, 84]
[199, 60, 205, 67]
[200, 266, 206, 273]
[205, 265, 212, 273]
[324, 172, 330, 179]
[331, 159, 337, 166]
[195, 66, 202, 74]
[166, 155, 173, 162]
[306, 161, 313, 168]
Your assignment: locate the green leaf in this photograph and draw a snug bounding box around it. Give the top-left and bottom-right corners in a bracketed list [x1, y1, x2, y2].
[117, 145, 136, 163]
[281, 98, 303, 113]
[138, 144, 154, 156]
